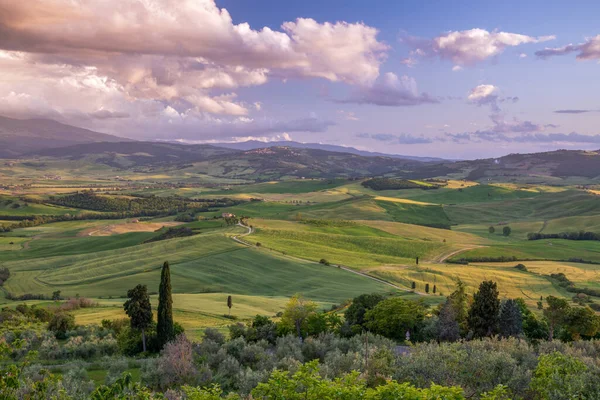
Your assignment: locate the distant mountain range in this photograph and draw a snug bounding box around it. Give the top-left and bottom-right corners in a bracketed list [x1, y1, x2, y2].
[0, 115, 130, 157]
[211, 140, 445, 162]
[2, 115, 600, 181]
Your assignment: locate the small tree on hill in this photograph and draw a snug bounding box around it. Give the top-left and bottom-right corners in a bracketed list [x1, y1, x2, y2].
[488, 226, 495, 234]
[425, 283, 430, 293]
[52, 290, 61, 301]
[227, 295, 233, 316]
[468, 280, 500, 337]
[411, 281, 416, 290]
[157, 261, 174, 349]
[503, 226, 512, 237]
[123, 284, 153, 352]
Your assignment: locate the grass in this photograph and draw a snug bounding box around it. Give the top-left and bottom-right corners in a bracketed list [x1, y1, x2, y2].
[73, 293, 296, 340]
[248, 219, 455, 267]
[364, 262, 568, 308]
[0, 195, 81, 216]
[469, 261, 600, 292]
[375, 200, 451, 228]
[449, 239, 600, 264]
[2, 229, 394, 303]
[0, 237, 28, 250]
[445, 190, 600, 225]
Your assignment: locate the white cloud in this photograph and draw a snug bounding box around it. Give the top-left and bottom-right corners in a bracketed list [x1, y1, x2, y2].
[468, 84, 498, 102]
[336, 72, 439, 107]
[452, 65, 463, 71]
[0, 0, 385, 139]
[535, 35, 600, 60]
[404, 28, 554, 66]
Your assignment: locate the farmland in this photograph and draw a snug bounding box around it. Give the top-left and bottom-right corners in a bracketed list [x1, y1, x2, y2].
[3, 157, 600, 336]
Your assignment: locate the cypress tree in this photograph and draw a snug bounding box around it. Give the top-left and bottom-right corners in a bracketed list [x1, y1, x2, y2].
[499, 299, 523, 338]
[157, 261, 174, 348]
[467, 280, 500, 337]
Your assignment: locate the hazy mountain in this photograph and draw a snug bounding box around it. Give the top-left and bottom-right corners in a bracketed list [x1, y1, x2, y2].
[0, 115, 132, 157]
[29, 142, 429, 179]
[212, 140, 445, 162]
[459, 149, 600, 180]
[32, 141, 240, 168]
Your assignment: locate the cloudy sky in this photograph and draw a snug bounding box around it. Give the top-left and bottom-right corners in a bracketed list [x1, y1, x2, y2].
[1, 0, 599, 158]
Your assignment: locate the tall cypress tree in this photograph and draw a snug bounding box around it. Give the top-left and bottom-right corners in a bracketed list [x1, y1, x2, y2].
[157, 261, 174, 348]
[467, 280, 500, 338]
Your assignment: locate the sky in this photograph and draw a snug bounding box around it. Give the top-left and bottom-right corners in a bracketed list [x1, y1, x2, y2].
[1, 0, 599, 159]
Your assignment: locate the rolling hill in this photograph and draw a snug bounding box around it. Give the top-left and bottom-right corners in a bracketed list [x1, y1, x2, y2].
[29, 142, 428, 179]
[0, 115, 132, 157]
[212, 140, 446, 162]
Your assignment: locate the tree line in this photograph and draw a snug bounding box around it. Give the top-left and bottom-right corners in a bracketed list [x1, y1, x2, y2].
[361, 178, 440, 191]
[528, 231, 600, 241]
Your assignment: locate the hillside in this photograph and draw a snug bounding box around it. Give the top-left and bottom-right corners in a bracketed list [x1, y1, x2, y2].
[213, 140, 445, 162]
[33, 141, 240, 168]
[446, 149, 600, 181]
[28, 143, 427, 179]
[0, 115, 131, 157]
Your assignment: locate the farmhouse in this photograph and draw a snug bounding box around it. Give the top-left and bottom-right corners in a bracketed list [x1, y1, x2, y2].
[222, 213, 235, 218]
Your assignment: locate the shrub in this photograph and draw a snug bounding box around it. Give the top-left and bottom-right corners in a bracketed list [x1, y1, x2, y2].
[514, 264, 528, 272]
[48, 313, 75, 339]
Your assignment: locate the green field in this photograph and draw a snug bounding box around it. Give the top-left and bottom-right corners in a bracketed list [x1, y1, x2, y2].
[2, 227, 394, 303]
[3, 164, 600, 333]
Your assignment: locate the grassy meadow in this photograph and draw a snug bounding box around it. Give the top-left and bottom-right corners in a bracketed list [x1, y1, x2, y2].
[3, 165, 600, 335]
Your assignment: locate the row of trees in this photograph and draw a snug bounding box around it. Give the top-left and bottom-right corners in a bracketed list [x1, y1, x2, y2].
[488, 225, 511, 236]
[528, 231, 600, 241]
[345, 280, 600, 343]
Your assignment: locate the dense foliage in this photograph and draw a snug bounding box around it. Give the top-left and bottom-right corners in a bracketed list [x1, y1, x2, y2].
[528, 231, 600, 241]
[362, 178, 437, 191]
[144, 226, 196, 243]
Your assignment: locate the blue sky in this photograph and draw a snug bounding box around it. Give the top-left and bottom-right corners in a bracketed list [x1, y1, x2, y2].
[1, 0, 599, 158]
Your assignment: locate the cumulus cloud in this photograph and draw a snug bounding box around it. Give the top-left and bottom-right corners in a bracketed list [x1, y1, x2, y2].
[357, 132, 433, 144]
[403, 28, 554, 66]
[468, 84, 500, 112]
[0, 0, 386, 85]
[336, 72, 439, 107]
[0, 0, 387, 139]
[535, 35, 600, 60]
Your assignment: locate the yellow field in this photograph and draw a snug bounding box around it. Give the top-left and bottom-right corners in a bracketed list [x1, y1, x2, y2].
[373, 196, 436, 206]
[357, 220, 487, 245]
[79, 221, 182, 237]
[445, 180, 479, 189]
[470, 261, 600, 289]
[73, 293, 293, 340]
[363, 262, 567, 308]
